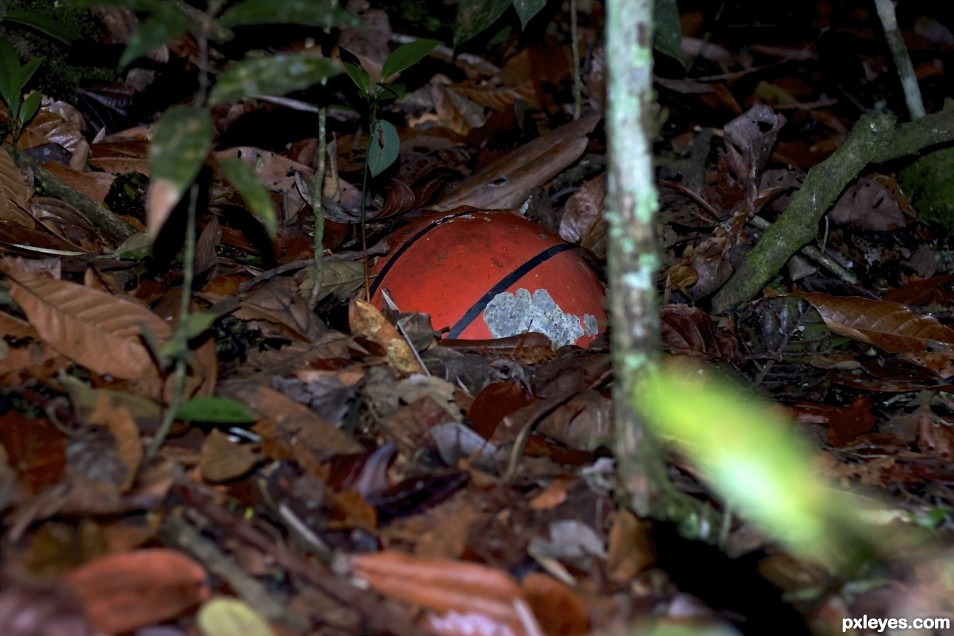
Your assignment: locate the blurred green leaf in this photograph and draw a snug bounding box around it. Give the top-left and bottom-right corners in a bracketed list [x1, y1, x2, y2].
[2, 9, 76, 44]
[0, 39, 17, 102]
[119, 2, 191, 68]
[375, 82, 405, 101]
[209, 53, 340, 105]
[182, 311, 219, 339]
[512, 0, 548, 29]
[342, 60, 372, 96]
[197, 597, 274, 636]
[147, 105, 213, 233]
[381, 38, 440, 79]
[175, 396, 256, 423]
[19, 90, 42, 125]
[220, 0, 359, 29]
[367, 119, 399, 177]
[634, 364, 874, 560]
[216, 157, 277, 238]
[454, 0, 511, 48]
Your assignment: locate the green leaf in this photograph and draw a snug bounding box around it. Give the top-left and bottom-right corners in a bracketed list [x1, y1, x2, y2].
[634, 366, 874, 560]
[512, 0, 548, 29]
[19, 91, 42, 126]
[367, 119, 399, 177]
[216, 157, 277, 239]
[182, 311, 219, 339]
[0, 39, 18, 103]
[220, 0, 360, 29]
[375, 82, 405, 101]
[13, 57, 43, 96]
[197, 597, 274, 636]
[147, 105, 213, 230]
[3, 9, 77, 44]
[454, 0, 512, 48]
[381, 38, 440, 80]
[209, 53, 341, 105]
[342, 61, 372, 96]
[175, 396, 256, 423]
[71, 0, 162, 9]
[653, 0, 684, 67]
[119, 2, 191, 69]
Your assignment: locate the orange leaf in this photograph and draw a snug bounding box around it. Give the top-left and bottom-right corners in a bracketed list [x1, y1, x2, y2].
[63, 548, 210, 634]
[348, 551, 526, 623]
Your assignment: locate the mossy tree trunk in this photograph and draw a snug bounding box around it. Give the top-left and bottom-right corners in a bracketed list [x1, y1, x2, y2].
[606, 0, 717, 531]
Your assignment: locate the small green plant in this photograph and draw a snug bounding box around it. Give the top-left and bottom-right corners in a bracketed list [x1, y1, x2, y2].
[0, 38, 43, 138]
[341, 38, 439, 178]
[69, 0, 357, 455]
[0, 4, 77, 137]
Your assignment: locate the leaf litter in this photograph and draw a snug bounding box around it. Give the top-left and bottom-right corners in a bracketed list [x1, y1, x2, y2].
[2, 2, 954, 635]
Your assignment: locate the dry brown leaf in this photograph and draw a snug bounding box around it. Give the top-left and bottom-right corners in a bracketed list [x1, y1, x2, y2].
[0, 310, 38, 340]
[221, 381, 362, 462]
[235, 277, 326, 342]
[200, 428, 261, 482]
[528, 474, 575, 511]
[536, 390, 612, 451]
[432, 115, 601, 211]
[31, 197, 98, 250]
[63, 548, 210, 634]
[0, 340, 64, 378]
[828, 175, 909, 231]
[792, 292, 954, 354]
[0, 259, 170, 380]
[0, 147, 32, 226]
[521, 572, 590, 636]
[349, 298, 424, 375]
[560, 173, 606, 244]
[606, 509, 655, 583]
[87, 392, 143, 492]
[18, 107, 86, 154]
[41, 162, 115, 204]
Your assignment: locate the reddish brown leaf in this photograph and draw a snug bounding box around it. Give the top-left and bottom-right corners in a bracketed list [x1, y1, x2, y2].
[521, 572, 590, 635]
[0, 412, 67, 494]
[791, 396, 877, 447]
[63, 548, 210, 634]
[469, 381, 532, 440]
[883, 274, 954, 306]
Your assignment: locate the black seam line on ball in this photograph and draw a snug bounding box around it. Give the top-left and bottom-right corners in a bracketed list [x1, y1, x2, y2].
[447, 243, 575, 338]
[368, 210, 474, 299]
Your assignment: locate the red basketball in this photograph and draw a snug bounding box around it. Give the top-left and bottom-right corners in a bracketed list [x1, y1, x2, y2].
[369, 209, 606, 348]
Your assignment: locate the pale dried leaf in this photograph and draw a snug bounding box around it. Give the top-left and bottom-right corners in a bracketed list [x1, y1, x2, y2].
[433, 115, 600, 211]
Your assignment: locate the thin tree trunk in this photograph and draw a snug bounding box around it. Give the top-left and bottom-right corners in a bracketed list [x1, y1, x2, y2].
[606, 0, 717, 530]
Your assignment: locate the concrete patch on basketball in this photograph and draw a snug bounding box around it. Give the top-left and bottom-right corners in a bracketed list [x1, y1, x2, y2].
[483, 288, 595, 348]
